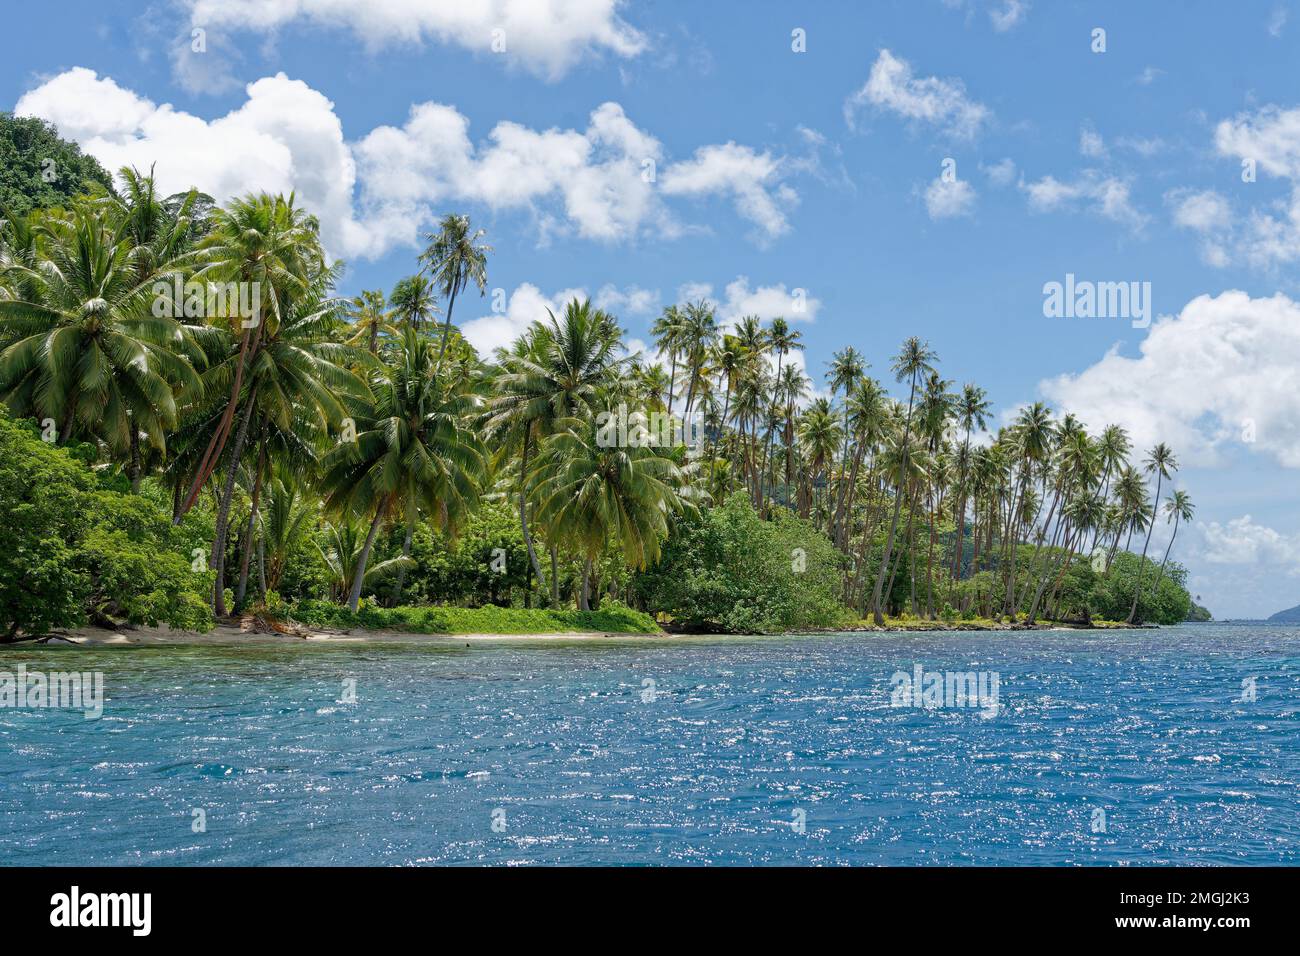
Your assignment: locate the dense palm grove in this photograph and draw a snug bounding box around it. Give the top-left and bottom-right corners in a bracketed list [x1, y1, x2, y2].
[0, 163, 1198, 638]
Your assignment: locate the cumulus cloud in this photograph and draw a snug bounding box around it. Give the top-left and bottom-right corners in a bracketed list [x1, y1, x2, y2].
[593, 283, 658, 315]
[1165, 188, 1233, 266]
[1021, 170, 1148, 231]
[678, 276, 822, 328]
[981, 157, 1017, 186]
[923, 175, 977, 218]
[459, 282, 587, 355]
[1199, 515, 1300, 569]
[15, 68, 799, 259]
[457, 281, 658, 356]
[1039, 290, 1300, 468]
[1202, 104, 1300, 268]
[660, 143, 797, 242]
[844, 49, 990, 139]
[176, 0, 646, 87]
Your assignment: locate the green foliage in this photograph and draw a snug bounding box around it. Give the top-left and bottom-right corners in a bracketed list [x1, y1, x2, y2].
[1088, 551, 1190, 625]
[0, 412, 213, 638]
[633, 494, 854, 633]
[0, 113, 115, 216]
[287, 598, 657, 634]
[395, 501, 532, 605]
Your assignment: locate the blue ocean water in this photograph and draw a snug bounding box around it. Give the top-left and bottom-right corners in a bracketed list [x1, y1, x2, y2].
[1, 623, 1296, 866]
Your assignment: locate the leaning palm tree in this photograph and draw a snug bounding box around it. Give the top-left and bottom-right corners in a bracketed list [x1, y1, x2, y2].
[319, 326, 486, 611]
[206, 282, 372, 615]
[529, 417, 689, 610]
[1128, 442, 1177, 623]
[174, 192, 323, 521]
[418, 214, 490, 367]
[871, 336, 938, 624]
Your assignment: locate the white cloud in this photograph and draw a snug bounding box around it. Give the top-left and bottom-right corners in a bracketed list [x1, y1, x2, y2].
[1021, 170, 1148, 231]
[1199, 515, 1300, 570]
[673, 276, 822, 327]
[178, 0, 646, 86]
[1135, 66, 1164, 86]
[844, 49, 991, 139]
[989, 0, 1030, 32]
[660, 142, 795, 241]
[459, 281, 657, 355]
[1215, 104, 1300, 179]
[15, 68, 798, 259]
[1039, 290, 1300, 468]
[459, 282, 587, 355]
[981, 157, 1017, 186]
[924, 175, 977, 218]
[1165, 188, 1233, 266]
[593, 283, 658, 315]
[1079, 125, 1107, 159]
[1155, 104, 1300, 269]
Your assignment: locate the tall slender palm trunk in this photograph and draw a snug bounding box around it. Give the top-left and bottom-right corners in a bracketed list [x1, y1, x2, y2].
[348, 495, 391, 612]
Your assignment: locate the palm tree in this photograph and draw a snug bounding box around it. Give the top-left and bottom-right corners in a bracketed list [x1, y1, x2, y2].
[388, 274, 438, 333]
[530, 417, 689, 610]
[1128, 442, 1178, 622]
[344, 289, 392, 354]
[259, 475, 315, 593]
[318, 517, 414, 605]
[679, 299, 718, 421]
[650, 305, 687, 416]
[0, 206, 203, 484]
[418, 214, 490, 368]
[871, 337, 937, 624]
[485, 300, 622, 601]
[319, 326, 486, 611]
[1147, 489, 1194, 603]
[207, 282, 372, 614]
[174, 192, 324, 521]
[759, 317, 802, 511]
[949, 383, 991, 579]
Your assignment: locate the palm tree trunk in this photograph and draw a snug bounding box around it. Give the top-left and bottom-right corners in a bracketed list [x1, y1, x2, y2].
[758, 350, 784, 512]
[579, 557, 593, 611]
[435, 284, 459, 369]
[234, 449, 266, 610]
[1127, 474, 1162, 623]
[518, 432, 548, 600]
[128, 423, 142, 493]
[211, 392, 259, 617]
[1147, 513, 1180, 601]
[176, 323, 259, 523]
[348, 495, 391, 612]
[550, 544, 560, 606]
[871, 373, 918, 624]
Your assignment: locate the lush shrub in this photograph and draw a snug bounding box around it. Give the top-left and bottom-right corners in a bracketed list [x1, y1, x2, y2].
[0, 413, 214, 638]
[286, 598, 658, 634]
[632, 494, 854, 633]
[1088, 551, 1191, 624]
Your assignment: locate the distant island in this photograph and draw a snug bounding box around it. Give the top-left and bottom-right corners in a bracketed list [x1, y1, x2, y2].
[1267, 603, 1300, 623]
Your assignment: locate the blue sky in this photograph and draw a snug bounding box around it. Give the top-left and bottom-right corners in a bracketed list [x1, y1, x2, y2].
[6, 0, 1300, 617]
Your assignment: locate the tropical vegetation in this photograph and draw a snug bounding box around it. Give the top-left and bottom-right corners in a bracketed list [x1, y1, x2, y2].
[0, 157, 1201, 639]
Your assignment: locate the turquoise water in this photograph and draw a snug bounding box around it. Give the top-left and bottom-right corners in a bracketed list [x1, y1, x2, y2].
[2, 623, 1297, 866]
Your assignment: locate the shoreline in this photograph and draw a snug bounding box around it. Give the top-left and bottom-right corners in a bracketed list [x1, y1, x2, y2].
[7, 620, 1162, 648]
